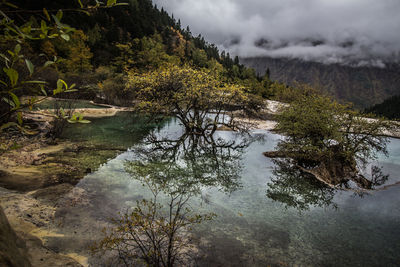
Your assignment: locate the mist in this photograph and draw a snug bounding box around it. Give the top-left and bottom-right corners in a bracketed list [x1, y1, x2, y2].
[153, 0, 400, 66]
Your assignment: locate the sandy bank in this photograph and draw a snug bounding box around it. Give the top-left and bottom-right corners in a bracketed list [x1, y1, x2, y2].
[29, 106, 132, 120]
[0, 138, 113, 266]
[0, 185, 85, 266]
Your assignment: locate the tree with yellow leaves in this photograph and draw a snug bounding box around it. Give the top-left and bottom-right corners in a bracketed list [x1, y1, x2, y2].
[127, 64, 251, 135]
[63, 30, 93, 73]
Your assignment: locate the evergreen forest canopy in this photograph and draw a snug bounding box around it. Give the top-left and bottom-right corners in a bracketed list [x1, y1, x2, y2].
[1, 0, 281, 111]
[365, 95, 400, 120]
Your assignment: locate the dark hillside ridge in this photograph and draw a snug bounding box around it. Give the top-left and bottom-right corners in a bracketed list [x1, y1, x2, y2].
[241, 57, 400, 108]
[365, 95, 400, 120]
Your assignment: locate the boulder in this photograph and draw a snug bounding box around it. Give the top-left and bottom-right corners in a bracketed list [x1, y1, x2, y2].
[0, 206, 31, 267]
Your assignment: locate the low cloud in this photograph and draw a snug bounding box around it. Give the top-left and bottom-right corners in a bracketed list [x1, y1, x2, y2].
[154, 0, 400, 66]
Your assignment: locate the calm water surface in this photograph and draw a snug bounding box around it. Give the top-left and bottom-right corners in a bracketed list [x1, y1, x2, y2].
[53, 112, 400, 267]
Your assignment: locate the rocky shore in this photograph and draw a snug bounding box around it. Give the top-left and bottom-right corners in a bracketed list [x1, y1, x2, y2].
[0, 138, 97, 266]
[0, 105, 129, 266]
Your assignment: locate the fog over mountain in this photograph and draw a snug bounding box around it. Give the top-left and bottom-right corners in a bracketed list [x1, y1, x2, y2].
[154, 0, 400, 67]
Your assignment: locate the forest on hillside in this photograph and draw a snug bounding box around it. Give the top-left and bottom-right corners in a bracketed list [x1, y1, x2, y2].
[366, 95, 400, 120]
[1, 0, 289, 115]
[1, 1, 399, 266]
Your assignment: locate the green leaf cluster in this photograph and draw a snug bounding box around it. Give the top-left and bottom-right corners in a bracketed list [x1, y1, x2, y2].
[275, 92, 394, 171]
[0, 0, 124, 133]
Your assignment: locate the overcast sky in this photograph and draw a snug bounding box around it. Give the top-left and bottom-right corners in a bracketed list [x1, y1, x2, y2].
[153, 0, 400, 66]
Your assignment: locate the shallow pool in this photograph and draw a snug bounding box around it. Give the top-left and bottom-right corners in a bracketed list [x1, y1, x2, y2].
[51, 113, 400, 266]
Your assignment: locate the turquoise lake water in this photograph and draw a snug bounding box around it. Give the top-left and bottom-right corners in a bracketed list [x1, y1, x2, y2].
[53, 112, 400, 266]
[34, 99, 110, 110]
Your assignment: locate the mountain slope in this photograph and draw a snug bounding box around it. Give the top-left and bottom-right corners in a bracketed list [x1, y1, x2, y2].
[365, 95, 400, 119]
[240, 57, 400, 108]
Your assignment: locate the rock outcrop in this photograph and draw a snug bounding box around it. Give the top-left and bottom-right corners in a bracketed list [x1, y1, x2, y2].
[0, 206, 31, 267]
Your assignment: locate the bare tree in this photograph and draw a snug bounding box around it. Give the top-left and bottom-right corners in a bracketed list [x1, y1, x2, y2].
[91, 175, 214, 267]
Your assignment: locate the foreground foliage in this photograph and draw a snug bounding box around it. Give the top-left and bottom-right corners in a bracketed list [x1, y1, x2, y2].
[0, 1, 75, 132]
[0, 1, 125, 136]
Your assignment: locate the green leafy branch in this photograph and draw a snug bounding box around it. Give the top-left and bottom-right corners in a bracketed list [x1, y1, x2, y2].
[0, 0, 127, 133]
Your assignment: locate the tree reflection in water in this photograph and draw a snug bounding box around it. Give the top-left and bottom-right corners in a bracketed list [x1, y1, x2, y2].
[266, 158, 391, 211]
[126, 130, 252, 195]
[93, 129, 252, 266]
[267, 159, 337, 211]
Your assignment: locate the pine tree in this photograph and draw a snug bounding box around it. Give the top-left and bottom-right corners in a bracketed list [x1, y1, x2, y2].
[65, 30, 93, 73]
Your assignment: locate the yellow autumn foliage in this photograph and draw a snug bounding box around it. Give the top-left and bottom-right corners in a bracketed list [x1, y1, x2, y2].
[127, 64, 249, 133]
